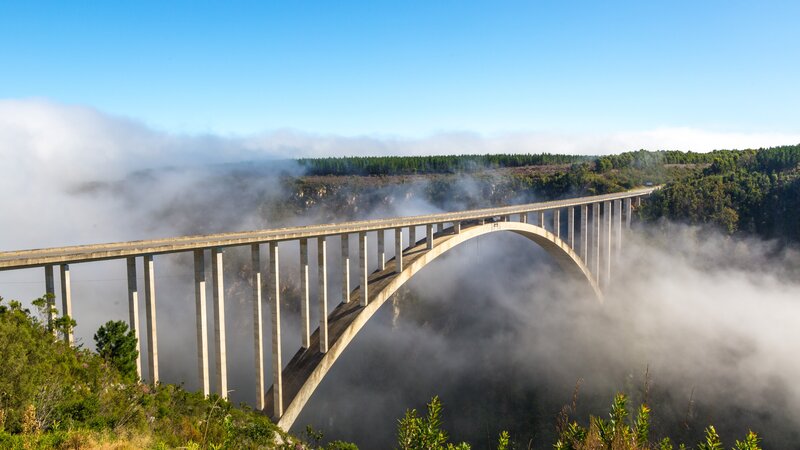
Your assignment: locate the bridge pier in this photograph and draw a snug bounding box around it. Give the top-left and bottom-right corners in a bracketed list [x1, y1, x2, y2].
[567, 207, 575, 249]
[377, 230, 385, 271]
[625, 198, 632, 229]
[359, 232, 369, 306]
[538, 211, 545, 229]
[453, 221, 461, 234]
[251, 244, 264, 410]
[193, 250, 210, 396]
[395, 228, 404, 272]
[614, 200, 622, 258]
[126, 257, 142, 380]
[409, 226, 417, 248]
[553, 209, 561, 238]
[299, 239, 311, 348]
[603, 201, 612, 288]
[318, 237, 328, 354]
[269, 242, 283, 417]
[212, 248, 227, 399]
[426, 224, 433, 250]
[592, 204, 600, 283]
[144, 254, 159, 384]
[44, 265, 56, 336]
[341, 234, 350, 303]
[580, 205, 588, 262]
[520, 213, 528, 224]
[59, 264, 73, 344]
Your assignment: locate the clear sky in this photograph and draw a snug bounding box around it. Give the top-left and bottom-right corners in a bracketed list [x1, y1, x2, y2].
[1, 1, 799, 138]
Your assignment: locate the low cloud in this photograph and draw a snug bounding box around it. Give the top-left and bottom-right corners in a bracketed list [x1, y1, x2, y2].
[2, 98, 800, 447]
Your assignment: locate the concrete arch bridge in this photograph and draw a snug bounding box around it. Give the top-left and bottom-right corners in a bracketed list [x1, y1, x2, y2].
[0, 187, 655, 431]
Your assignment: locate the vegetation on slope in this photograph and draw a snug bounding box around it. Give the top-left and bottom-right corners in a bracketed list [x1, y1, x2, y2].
[0, 294, 353, 449]
[396, 395, 762, 450]
[641, 144, 800, 241]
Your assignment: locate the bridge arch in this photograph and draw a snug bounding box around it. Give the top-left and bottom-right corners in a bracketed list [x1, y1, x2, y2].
[270, 220, 601, 430]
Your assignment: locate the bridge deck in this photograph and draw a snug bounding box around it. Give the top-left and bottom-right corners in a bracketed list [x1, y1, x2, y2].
[0, 187, 656, 270]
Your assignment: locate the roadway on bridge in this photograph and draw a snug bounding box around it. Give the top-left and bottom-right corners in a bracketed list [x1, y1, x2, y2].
[0, 187, 656, 270]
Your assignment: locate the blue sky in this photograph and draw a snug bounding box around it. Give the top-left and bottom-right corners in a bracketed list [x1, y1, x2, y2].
[1, 1, 799, 138]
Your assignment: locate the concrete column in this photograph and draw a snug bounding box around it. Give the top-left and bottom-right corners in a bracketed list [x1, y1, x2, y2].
[359, 232, 369, 306]
[212, 248, 227, 399]
[377, 230, 385, 271]
[426, 224, 434, 250]
[395, 228, 404, 272]
[269, 242, 283, 418]
[624, 198, 632, 229]
[299, 239, 310, 349]
[553, 210, 561, 238]
[44, 265, 56, 336]
[538, 211, 546, 229]
[580, 205, 588, 262]
[436, 223, 442, 234]
[614, 199, 622, 258]
[604, 201, 612, 288]
[478, 218, 486, 225]
[126, 257, 142, 379]
[318, 237, 329, 353]
[504, 215, 512, 222]
[59, 264, 73, 344]
[143, 254, 159, 384]
[251, 244, 264, 410]
[636, 197, 642, 207]
[409, 226, 417, 248]
[592, 204, 600, 283]
[520, 213, 528, 224]
[193, 250, 210, 397]
[341, 234, 350, 303]
[567, 207, 575, 249]
[453, 221, 461, 234]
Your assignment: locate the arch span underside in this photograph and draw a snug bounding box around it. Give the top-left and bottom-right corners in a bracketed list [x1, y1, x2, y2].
[267, 220, 601, 430]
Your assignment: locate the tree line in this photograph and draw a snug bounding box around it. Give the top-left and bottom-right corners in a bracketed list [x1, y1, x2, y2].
[297, 150, 739, 177]
[297, 154, 592, 176]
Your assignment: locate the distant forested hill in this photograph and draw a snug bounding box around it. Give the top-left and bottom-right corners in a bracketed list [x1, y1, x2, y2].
[297, 150, 729, 176]
[296, 146, 800, 242]
[641, 144, 800, 241]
